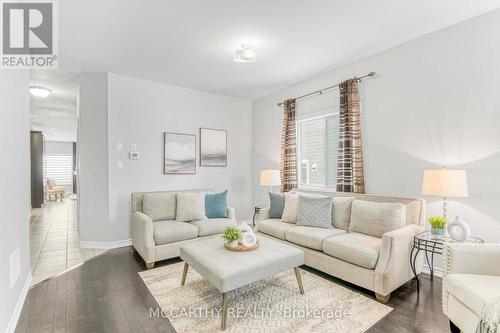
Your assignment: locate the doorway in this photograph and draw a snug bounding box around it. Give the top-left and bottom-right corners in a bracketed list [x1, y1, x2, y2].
[28, 71, 102, 285]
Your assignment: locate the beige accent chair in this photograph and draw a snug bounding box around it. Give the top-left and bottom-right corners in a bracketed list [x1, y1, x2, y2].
[255, 190, 426, 303]
[443, 243, 500, 333]
[131, 189, 236, 269]
[45, 178, 66, 202]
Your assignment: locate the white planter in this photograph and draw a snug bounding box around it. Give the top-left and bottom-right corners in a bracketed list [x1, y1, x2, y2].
[225, 240, 238, 248]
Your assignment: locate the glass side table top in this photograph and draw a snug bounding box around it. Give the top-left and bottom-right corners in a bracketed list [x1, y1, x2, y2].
[415, 231, 484, 244]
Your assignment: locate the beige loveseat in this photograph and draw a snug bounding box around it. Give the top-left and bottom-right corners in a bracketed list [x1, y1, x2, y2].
[443, 243, 500, 333]
[255, 190, 425, 303]
[131, 189, 235, 269]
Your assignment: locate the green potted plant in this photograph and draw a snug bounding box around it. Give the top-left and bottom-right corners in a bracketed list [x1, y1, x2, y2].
[428, 216, 447, 236]
[222, 226, 241, 249]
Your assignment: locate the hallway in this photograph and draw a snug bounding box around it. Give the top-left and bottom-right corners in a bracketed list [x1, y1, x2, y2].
[29, 198, 105, 285]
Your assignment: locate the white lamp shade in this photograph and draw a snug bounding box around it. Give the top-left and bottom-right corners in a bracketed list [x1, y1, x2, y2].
[260, 170, 281, 187]
[422, 169, 468, 198]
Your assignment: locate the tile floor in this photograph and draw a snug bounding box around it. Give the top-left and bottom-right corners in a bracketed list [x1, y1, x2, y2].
[29, 197, 106, 285]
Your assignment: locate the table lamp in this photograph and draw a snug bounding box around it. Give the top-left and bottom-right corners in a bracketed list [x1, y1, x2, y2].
[421, 169, 468, 219]
[260, 170, 281, 192]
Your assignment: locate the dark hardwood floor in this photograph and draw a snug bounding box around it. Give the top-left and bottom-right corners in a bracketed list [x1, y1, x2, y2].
[15, 246, 449, 333]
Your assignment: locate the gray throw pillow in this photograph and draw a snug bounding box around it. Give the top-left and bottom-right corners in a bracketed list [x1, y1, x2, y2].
[297, 195, 334, 229]
[269, 192, 285, 218]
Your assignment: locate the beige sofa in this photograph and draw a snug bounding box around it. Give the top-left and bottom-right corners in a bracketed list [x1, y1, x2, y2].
[255, 190, 425, 303]
[131, 189, 236, 269]
[443, 243, 500, 333]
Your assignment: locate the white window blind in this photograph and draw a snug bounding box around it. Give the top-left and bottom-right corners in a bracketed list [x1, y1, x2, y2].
[43, 153, 73, 185]
[297, 114, 339, 189]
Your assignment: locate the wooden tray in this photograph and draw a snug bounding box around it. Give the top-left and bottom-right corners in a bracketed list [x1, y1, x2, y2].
[225, 240, 260, 252]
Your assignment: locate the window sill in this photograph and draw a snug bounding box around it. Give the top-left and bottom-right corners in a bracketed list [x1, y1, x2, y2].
[296, 187, 337, 193]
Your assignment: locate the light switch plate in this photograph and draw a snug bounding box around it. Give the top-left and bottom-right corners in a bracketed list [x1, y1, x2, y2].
[130, 144, 137, 152]
[116, 142, 123, 151]
[117, 161, 123, 169]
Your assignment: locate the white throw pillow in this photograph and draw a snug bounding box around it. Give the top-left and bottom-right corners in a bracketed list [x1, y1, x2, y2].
[281, 193, 298, 223]
[176, 192, 207, 222]
[349, 200, 406, 238]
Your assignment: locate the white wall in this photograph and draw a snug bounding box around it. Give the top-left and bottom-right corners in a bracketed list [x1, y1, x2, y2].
[78, 73, 110, 242]
[78, 73, 253, 243]
[0, 71, 31, 332]
[107, 74, 253, 240]
[252, 9, 500, 242]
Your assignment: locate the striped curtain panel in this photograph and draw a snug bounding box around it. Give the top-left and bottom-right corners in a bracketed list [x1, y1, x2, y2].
[280, 99, 297, 192]
[336, 79, 365, 193]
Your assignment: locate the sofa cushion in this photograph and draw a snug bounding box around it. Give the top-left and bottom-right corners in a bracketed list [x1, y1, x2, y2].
[190, 218, 234, 237]
[281, 192, 298, 223]
[332, 197, 355, 230]
[205, 190, 228, 218]
[257, 219, 295, 240]
[322, 232, 381, 269]
[269, 192, 285, 218]
[142, 192, 177, 221]
[445, 274, 500, 315]
[285, 226, 346, 250]
[153, 220, 198, 245]
[297, 195, 334, 229]
[349, 200, 406, 237]
[176, 192, 206, 222]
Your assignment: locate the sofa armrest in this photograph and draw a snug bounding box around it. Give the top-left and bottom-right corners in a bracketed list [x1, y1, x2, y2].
[132, 212, 155, 264]
[258, 207, 270, 221]
[227, 207, 236, 220]
[375, 224, 424, 295]
[444, 243, 500, 277]
[442, 243, 500, 316]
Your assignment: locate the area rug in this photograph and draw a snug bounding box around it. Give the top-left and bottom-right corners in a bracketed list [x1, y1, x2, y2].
[139, 262, 392, 332]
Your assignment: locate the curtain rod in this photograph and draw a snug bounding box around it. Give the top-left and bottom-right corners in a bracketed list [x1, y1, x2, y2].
[277, 72, 376, 107]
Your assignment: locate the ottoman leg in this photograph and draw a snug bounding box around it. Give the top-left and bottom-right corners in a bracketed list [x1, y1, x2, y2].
[221, 292, 229, 330]
[181, 263, 189, 286]
[294, 267, 304, 295]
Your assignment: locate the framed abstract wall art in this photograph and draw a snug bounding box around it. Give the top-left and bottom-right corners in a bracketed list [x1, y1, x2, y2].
[200, 128, 227, 167]
[163, 132, 196, 174]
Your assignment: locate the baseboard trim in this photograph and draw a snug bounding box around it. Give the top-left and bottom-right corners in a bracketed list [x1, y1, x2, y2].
[80, 239, 132, 249]
[6, 271, 32, 333]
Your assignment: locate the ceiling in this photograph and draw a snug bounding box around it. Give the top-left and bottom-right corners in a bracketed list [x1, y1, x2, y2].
[31, 0, 500, 140]
[30, 70, 77, 142]
[55, 0, 500, 99]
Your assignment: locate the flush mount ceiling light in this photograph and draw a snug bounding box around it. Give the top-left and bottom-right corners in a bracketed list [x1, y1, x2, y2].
[30, 85, 51, 98]
[233, 44, 258, 63]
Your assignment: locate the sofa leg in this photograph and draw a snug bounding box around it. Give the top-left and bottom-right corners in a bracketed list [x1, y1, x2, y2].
[145, 262, 155, 270]
[375, 292, 391, 304]
[449, 320, 460, 333]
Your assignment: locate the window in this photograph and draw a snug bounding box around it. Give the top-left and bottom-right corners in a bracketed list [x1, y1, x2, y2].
[297, 114, 338, 189]
[43, 153, 73, 185]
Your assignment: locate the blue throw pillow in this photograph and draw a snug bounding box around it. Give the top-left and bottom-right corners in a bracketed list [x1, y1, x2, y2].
[205, 190, 228, 218]
[269, 192, 285, 218]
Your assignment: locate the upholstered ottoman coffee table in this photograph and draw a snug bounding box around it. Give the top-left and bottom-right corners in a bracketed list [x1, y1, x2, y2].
[179, 236, 305, 330]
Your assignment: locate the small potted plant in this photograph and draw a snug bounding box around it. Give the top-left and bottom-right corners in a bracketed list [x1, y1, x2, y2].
[222, 226, 241, 249]
[428, 216, 447, 236]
